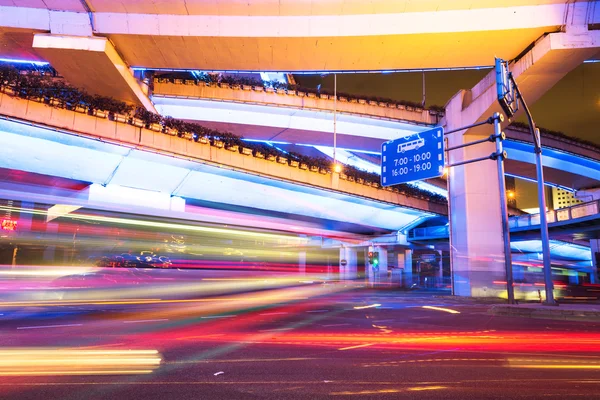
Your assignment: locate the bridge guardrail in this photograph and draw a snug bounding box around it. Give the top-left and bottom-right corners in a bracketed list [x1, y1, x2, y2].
[408, 225, 449, 240]
[411, 199, 600, 239]
[508, 199, 600, 229]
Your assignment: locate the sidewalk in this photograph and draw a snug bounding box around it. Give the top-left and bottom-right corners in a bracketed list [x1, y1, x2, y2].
[490, 302, 600, 322]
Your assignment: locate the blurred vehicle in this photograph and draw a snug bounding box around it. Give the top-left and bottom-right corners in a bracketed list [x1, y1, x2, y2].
[95, 252, 172, 269]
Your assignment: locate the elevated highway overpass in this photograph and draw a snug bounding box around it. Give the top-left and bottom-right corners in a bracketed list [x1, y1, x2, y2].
[1, 0, 599, 107]
[0, 89, 447, 237]
[1, 0, 600, 298]
[151, 79, 600, 191]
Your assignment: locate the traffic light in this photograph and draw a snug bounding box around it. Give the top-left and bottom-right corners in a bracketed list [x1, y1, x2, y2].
[368, 251, 379, 266]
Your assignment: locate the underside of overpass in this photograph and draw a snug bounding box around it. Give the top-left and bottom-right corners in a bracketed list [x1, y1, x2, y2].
[1, 0, 600, 298]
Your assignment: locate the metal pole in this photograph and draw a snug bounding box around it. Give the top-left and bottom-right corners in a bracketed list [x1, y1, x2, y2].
[444, 117, 495, 135]
[11, 246, 18, 268]
[445, 144, 455, 296]
[422, 72, 426, 108]
[446, 135, 495, 152]
[333, 74, 337, 166]
[534, 131, 556, 304]
[494, 113, 514, 304]
[511, 77, 555, 305]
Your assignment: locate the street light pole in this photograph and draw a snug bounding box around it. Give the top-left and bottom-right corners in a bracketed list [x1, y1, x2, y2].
[510, 76, 556, 305]
[333, 73, 337, 167]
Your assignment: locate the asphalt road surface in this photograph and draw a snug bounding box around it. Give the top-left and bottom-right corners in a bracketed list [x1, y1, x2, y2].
[2, 281, 600, 400]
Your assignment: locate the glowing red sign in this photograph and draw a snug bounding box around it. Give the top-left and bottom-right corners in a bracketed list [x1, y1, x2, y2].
[1, 219, 17, 231]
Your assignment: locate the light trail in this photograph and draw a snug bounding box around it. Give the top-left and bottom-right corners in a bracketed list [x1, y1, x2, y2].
[422, 306, 460, 314]
[353, 304, 381, 310]
[0, 349, 161, 376]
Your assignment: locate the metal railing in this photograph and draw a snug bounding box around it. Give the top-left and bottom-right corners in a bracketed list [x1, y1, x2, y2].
[408, 225, 450, 239]
[509, 199, 600, 229]
[410, 199, 600, 239]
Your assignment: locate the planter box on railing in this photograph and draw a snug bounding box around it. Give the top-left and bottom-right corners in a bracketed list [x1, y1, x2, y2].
[289, 160, 299, 167]
[299, 163, 308, 170]
[276, 156, 288, 164]
[185, 80, 195, 85]
[93, 109, 107, 118]
[340, 173, 348, 180]
[149, 123, 162, 132]
[297, 91, 306, 97]
[240, 147, 253, 156]
[309, 165, 319, 172]
[163, 127, 176, 136]
[253, 86, 264, 92]
[254, 151, 265, 159]
[231, 84, 241, 90]
[276, 88, 287, 95]
[266, 87, 275, 93]
[212, 140, 224, 148]
[319, 168, 328, 174]
[266, 154, 277, 162]
[242, 85, 252, 91]
[199, 136, 209, 144]
[225, 144, 239, 152]
[130, 118, 144, 128]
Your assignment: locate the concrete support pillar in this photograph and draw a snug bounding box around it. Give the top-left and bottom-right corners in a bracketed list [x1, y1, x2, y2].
[397, 249, 413, 288]
[444, 26, 600, 297]
[339, 247, 357, 280]
[591, 239, 599, 284]
[299, 251, 306, 275]
[446, 96, 507, 297]
[437, 250, 444, 285]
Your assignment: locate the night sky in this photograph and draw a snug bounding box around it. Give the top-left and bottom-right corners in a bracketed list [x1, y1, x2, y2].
[295, 62, 600, 145]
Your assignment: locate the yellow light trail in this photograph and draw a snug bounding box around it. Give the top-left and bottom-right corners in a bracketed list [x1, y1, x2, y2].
[0, 205, 307, 242]
[0, 348, 161, 376]
[338, 343, 374, 351]
[422, 306, 460, 314]
[353, 304, 381, 310]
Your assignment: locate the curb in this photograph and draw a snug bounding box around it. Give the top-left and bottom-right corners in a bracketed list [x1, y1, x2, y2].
[489, 305, 600, 322]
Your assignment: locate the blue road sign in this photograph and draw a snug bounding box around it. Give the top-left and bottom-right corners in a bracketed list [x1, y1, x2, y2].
[381, 127, 445, 186]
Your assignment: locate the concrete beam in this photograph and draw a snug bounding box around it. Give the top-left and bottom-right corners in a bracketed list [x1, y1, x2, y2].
[32, 34, 155, 112]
